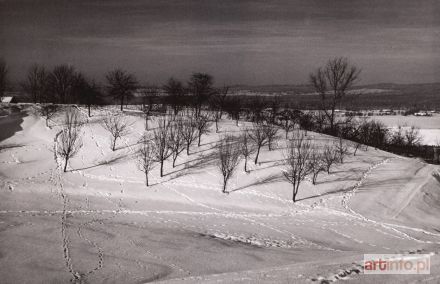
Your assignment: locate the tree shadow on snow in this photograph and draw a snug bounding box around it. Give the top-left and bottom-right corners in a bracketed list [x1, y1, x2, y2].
[116, 140, 142, 151]
[296, 187, 353, 202]
[199, 140, 219, 147]
[188, 144, 218, 155]
[164, 151, 218, 179]
[229, 173, 283, 193]
[0, 143, 24, 151]
[69, 155, 127, 172]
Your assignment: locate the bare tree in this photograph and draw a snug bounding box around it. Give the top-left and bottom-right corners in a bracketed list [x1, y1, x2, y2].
[211, 105, 222, 133]
[279, 110, 295, 139]
[309, 57, 361, 132]
[188, 73, 215, 117]
[263, 124, 279, 151]
[217, 86, 229, 119]
[56, 108, 83, 172]
[299, 112, 315, 135]
[22, 64, 49, 103]
[248, 123, 269, 164]
[283, 132, 312, 202]
[322, 143, 338, 174]
[335, 134, 349, 163]
[76, 77, 102, 117]
[390, 125, 405, 147]
[268, 97, 281, 124]
[352, 140, 362, 156]
[163, 78, 185, 116]
[249, 96, 267, 123]
[181, 118, 198, 155]
[217, 135, 241, 193]
[405, 126, 422, 147]
[138, 133, 156, 186]
[349, 118, 366, 156]
[240, 131, 255, 173]
[224, 97, 242, 126]
[48, 65, 78, 104]
[139, 86, 158, 129]
[209, 86, 228, 132]
[102, 114, 130, 151]
[39, 104, 59, 127]
[0, 59, 8, 100]
[313, 111, 327, 132]
[169, 118, 185, 167]
[196, 114, 212, 146]
[106, 69, 138, 111]
[152, 118, 173, 177]
[308, 148, 325, 185]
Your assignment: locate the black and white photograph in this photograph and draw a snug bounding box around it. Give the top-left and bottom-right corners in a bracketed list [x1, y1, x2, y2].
[0, 1, 439, 283]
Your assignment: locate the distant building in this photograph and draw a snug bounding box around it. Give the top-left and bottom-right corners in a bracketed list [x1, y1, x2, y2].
[414, 111, 431, 117]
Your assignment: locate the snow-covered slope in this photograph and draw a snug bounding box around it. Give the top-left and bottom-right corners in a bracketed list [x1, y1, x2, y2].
[0, 106, 439, 283]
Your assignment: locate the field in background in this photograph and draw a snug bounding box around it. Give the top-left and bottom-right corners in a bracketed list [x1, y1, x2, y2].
[371, 114, 440, 145]
[230, 82, 440, 110]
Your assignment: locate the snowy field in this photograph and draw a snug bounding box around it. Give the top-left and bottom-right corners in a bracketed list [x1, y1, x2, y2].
[1, 105, 440, 283]
[371, 114, 440, 145]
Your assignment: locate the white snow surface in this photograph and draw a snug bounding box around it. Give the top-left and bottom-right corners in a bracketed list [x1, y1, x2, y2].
[0, 105, 439, 283]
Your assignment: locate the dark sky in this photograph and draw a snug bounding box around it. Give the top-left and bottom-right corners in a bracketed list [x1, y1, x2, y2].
[1, 0, 439, 85]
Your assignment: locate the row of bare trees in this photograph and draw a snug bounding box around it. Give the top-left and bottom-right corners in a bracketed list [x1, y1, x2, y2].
[214, 129, 351, 197]
[135, 114, 213, 184]
[103, 114, 285, 190]
[54, 107, 352, 200]
[19, 61, 224, 119]
[22, 64, 103, 109]
[283, 132, 350, 202]
[4, 56, 362, 130]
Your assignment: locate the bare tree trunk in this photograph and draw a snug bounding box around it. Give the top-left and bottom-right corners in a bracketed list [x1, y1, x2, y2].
[222, 178, 227, 193]
[254, 146, 261, 164]
[88, 105, 91, 117]
[215, 119, 219, 133]
[145, 172, 149, 186]
[330, 110, 335, 132]
[63, 158, 69, 172]
[292, 183, 296, 203]
[112, 138, 117, 151]
[198, 134, 201, 146]
[160, 160, 164, 177]
[293, 182, 301, 203]
[244, 156, 248, 172]
[120, 97, 124, 111]
[353, 144, 360, 156]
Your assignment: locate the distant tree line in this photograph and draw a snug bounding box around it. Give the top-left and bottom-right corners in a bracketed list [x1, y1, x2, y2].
[2, 57, 435, 165]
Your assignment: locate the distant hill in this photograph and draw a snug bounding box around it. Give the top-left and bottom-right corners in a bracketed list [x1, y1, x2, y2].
[230, 83, 440, 109]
